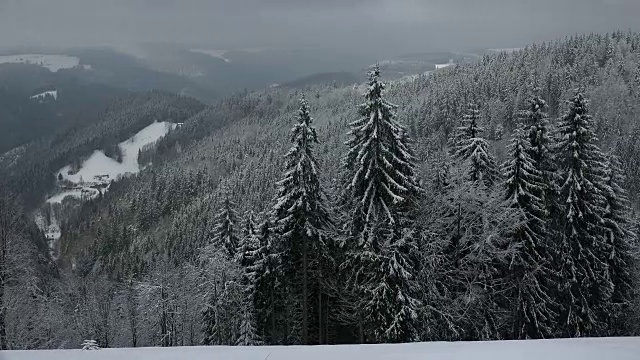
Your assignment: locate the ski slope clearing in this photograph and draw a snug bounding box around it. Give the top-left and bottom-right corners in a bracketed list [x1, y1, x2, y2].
[47, 122, 176, 203]
[435, 63, 454, 70]
[0, 54, 81, 72]
[191, 49, 231, 62]
[2, 337, 639, 360]
[30, 90, 58, 101]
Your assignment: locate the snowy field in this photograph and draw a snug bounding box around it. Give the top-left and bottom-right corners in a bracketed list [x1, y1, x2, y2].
[191, 49, 231, 62]
[31, 90, 58, 101]
[2, 337, 639, 360]
[0, 54, 81, 72]
[47, 122, 177, 203]
[435, 63, 454, 70]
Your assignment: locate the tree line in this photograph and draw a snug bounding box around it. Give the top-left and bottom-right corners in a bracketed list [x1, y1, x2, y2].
[198, 66, 636, 345]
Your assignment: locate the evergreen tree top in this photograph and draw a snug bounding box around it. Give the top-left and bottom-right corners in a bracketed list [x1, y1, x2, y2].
[213, 195, 240, 259]
[343, 65, 422, 238]
[557, 92, 602, 170]
[503, 127, 545, 214]
[451, 103, 499, 186]
[273, 94, 332, 241]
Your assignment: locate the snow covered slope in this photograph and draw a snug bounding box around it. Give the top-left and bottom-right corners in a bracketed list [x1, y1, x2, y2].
[191, 49, 231, 62]
[2, 338, 639, 360]
[30, 90, 58, 101]
[0, 54, 81, 72]
[47, 121, 177, 203]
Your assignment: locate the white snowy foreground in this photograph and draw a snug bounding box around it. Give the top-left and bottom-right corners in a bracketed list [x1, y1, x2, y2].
[2, 337, 639, 360]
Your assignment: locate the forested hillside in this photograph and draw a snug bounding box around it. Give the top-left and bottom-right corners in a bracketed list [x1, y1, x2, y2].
[2, 31, 640, 349]
[0, 63, 126, 154]
[1, 90, 205, 207]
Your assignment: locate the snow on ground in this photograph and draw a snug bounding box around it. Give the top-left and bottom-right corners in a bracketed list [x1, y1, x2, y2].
[435, 63, 453, 70]
[487, 48, 523, 53]
[30, 90, 58, 101]
[191, 49, 231, 62]
[46, 188, 100, 204]
[0, 54, 80, 72]
[2, 337, 639, 360]
[47, 122, 176, 203]
[57, 121, 176, 184]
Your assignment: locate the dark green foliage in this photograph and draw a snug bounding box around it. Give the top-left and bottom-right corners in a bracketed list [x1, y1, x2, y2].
[601, 154, 637, 334]
[451, 103, 499, 186]
[555, 93, 612, 337]
[212, 196, 240, 259]
[341, 66, 422, 343]
[501, 127, 556, 339]
[271, 97, 333, 344]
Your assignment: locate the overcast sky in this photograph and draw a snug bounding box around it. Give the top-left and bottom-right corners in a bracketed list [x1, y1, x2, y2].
[0, 0, 638, 54]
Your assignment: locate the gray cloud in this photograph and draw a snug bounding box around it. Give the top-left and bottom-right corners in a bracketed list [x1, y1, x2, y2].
[0, 0, 638, 54]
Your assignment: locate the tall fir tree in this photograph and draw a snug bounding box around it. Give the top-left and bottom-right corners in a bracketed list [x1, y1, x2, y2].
[555, 93, 613, 337]
[213, 196, 240, 259]
[341, 65, 422, 343]
[237, 211, 258, 269]
[235, 211, 261, 345]
[519, 92, 555, 182]
[451, 103, 499, 186]
[601, 154, 637, 333]
[272, 96, 333, 344]
[518, 92, 561, 225]
[502, 127, 556, 339]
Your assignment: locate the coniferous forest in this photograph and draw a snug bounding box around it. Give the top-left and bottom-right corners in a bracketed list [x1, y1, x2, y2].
[2, 31, 640, 349]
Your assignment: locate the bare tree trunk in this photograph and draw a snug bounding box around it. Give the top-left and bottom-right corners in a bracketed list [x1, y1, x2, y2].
[358, 310, 364, 344]
[302, 235, 308, 345]
[318, 263, 323, 345]
[270, 286, 276, 343]
[318, 282, 322, 345]
[325, 295, 329, 344]
[127, 278, 138, 347]
[161, 284, 169, 347]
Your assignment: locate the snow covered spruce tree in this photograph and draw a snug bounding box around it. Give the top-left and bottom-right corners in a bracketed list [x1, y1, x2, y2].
[237, 211, 259, 270]
[341, 65, 422, 343]
[518, 92, 562, 237]
[271, 96, 333, 344]
[554, 93, 612, 337]
[235, 211, 261, 345]
[501, 127, 556, 339]
[601, 154, 637, 333]
[212, 195, 240, 259]
[519, 92, 555, 194]
[451, 103, 499, 187]
[202, 196, 242, 345]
